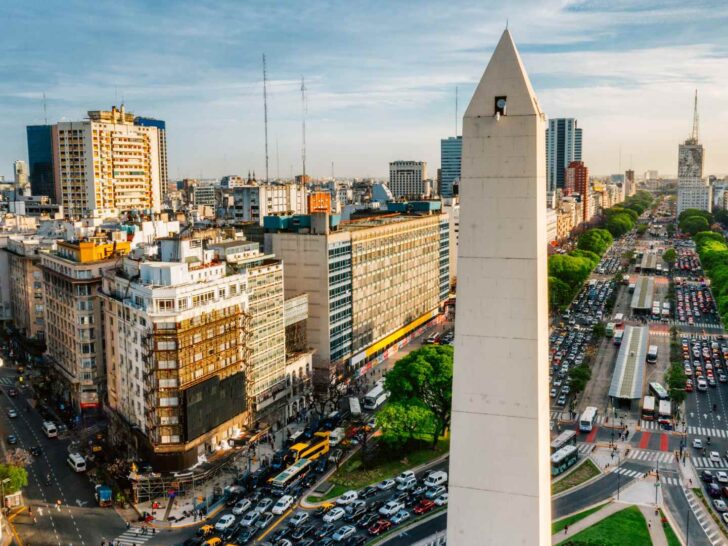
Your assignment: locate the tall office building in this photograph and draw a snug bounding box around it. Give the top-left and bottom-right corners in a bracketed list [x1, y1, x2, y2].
[13, 160, 29, 187]
[625, 169, 635, 197]
[52, 105, 166, 218]
[677, 92, 710, 214]
[448, 30, 550, 544]
[388, 161, 427, 198]
[566, 161, 590, 222]
[26, 125, 56, 199]
[440, 136, 462, 198]
[231, 184, 307, 224]
[134, 116, 168, 201]
[546, 118, 582, 192]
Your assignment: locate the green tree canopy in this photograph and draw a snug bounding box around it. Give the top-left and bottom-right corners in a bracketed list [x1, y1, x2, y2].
[568, 365, 592, 394]
[376, 402, 435, 449]
[549, 276, 573, 310]
[577, 229, 614, 256]
[0, 464, 28, 495]
[662, 249, 677, 267]
[385, 345, 453, 445]
[605, 213, 635, 237]
[681, 216, 710, 236]
[678, 208, 713, 225]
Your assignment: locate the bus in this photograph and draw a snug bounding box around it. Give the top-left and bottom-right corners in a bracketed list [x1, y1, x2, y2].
[614, 330, 624, 346]
[658, 400, 672, 424]
[642, 395, 656, 421]
[551, 445, 579, 476]
[646, 345, 658, 364]
[362, 384, 389, 411]
[649, 382, 669, 401]
[285, 431, 330, 466]
[614, 313, 624, 325]
[605, 323, 616, 338]
[579, 407, 598, 432]
[550, 430, 577, 453]
[269, 458, 312, 496]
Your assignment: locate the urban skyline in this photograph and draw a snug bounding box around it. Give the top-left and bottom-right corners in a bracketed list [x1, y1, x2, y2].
[2, 1, 728, 180]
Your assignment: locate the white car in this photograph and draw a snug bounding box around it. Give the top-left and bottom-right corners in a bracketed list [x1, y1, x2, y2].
[714, 499, 728, 513]
[711, 451, 722, 464]
[332, 525, 356, 542]
[336, 490, 358, 505]
[272, 495, 294, 515]
[378, 479, 396, 490]
[395, 470, 415, 484]
[232, 498, 252, 515]
[434, 493, 449, 506]
[379, 500, 404, 517]
[390, 509, 411, 525]
[289, 511, 309, 527]
[693, 438, 704, 449]
[718, 472, 728, 484]
[722, 512, 728, 525]
[323, 506, 346, 523]
[7, 408, 17, 419]
[214, 513, 236, 531]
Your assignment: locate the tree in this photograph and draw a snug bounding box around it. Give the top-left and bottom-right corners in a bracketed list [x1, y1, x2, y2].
[605, 213, 635, 237]
[0, 464, 28, 495]
[662, 248, 677, 269]
[681, 216, 709, 236]
[568, 365, 592, 395]
[678, 208, 713, 225]
[577, 229, 613, 256]
[592, 323, 606, 339]
[549, 276, 573, 310]
[665, 362, 686, 405]
[385, 345, 453, 445]
[4, 449, 31, 468]
[666, 224, 676, 237]
[376, 403, 435, 449]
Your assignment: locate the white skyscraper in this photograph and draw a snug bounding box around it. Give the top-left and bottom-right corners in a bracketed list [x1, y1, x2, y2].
[448, 30, 550, 545]
[677, 91, 710, 214]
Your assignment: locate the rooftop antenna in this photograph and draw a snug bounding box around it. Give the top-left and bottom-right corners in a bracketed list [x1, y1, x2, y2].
[42, 92, 48, 124]
[455, 86, 459, 137]
[691, 89, 700, 143]
[276, 137, 280, 181]
[262, 54, 270, 183]
[301, 76, 307, 183]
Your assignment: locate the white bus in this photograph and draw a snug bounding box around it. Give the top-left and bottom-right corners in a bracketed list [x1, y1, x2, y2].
[646, 345, 658, 364]
[605, 323, 616, 337]
[362, 384, 389, 411]
[579, 406, 598, 432]
[658, 400, 672, 424]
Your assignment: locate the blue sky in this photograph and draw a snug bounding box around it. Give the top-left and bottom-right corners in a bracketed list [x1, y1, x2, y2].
[2, 0, 728, 180]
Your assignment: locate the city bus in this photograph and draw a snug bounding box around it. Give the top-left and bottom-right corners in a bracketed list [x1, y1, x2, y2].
[646, 345, 658, 364]
[579, 406, 598, 432]
[285, 431, 330, 466]
[614, 330, 624, 346]
[550, 430, 577, 453]
[642, 395, 656, 421]
[605, 323, 616, 338]
[658, 400, 672, 424]
[362, 384, 389, 411]
[551, 445, 579, 476]
[269, 458, 312, 496]
[649, 382, 669, 400]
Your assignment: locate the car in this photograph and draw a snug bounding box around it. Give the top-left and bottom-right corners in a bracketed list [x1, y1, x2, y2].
[426, 485, 447, 500]
[202, 538, 221, 546]
[390, 509, 411, 525]
[256, 511, 275, 530]
[29, 446, 42, 457]
[359, 485, 377, 499]
[368, 519, 393, 536]
[550, 388, 557, 398]
[711, 451, 722, 464]
[256, 497, 273, 513]
[7, 408, 17, 419]
[723, 512, 728, 526]
[345, 536, 367, 546]
[395, 470, 415, 484]
[323, 507, 346, 523]
[272, 495, 294, 515]
[709, 483, 722, 499]
[239, 510, 260, 528]
[413, 499, 436, 515]
[6, 435, 17, 445]
[358, 512, 378, 529]
[270, 528, 291, 543]
[379, 500, 404, 517]
[410, 484, 427, 497]
[7, 388, 17, 397]
[345, 504, 368, 522]
[298, 539, 316, 546]
[557, 395, 567, 406]
[377, 479, 396, 491]
[233, 498, 252, 515]
[197, 524, 215, 537]
[236, 527, 257, 544]
[715, 499, 728, 513]
[718, 472, 728, 484]
[314, 502, 335, 517]
[214, 514, 236, 531]
[434, 493, 448, 506]
[315, 522, 336, 538]
[291, 524, 315, 540]
[289, 510, 309, 527]
[694, 438, 704, 449]
[332, 525, 356, 542]
[337, 490, 358, 505]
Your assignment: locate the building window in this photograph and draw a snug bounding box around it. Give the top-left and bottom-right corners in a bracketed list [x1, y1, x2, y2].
[157, 299, 174, 311]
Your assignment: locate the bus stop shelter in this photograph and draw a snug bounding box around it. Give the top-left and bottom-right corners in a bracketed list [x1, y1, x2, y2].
[630, 276, 655, 315]
[609, 325, 649, 410]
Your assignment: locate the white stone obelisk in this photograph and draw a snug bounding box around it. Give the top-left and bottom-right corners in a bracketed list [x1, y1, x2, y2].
[447, 30, 550, 545]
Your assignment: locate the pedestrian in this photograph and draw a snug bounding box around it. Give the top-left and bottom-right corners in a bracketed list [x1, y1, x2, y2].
[126, 521, 130, 529]
[648, 521, 651, 529]
[564, 524, 569, 534]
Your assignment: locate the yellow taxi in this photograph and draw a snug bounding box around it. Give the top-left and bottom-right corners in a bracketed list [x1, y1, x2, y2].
[197, 524, 214, 537]
[202, 538, 221, 546]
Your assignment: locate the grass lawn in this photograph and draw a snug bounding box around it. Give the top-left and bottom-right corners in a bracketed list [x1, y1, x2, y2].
[552, 459, 601, 495]
[557, 505, 651, 546]
[306, 437, 449, 503]
[552, 502, 609, 534]
[659, 508, 681, 546]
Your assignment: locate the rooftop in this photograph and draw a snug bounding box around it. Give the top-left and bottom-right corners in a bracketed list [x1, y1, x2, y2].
[609, 325, 649, 400]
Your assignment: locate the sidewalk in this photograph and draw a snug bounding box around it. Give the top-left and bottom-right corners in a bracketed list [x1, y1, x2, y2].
[638, 505, 669, 546]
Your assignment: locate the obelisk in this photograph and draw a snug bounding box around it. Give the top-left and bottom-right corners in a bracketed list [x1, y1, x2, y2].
[447, 29, 550, 545]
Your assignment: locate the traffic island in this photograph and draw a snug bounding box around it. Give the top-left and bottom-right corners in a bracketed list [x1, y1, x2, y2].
[552, 459, 601, 496]
[556, 504, 652, 546]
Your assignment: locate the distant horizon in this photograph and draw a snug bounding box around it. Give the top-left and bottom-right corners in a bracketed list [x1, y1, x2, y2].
[2, 1, 728, 181]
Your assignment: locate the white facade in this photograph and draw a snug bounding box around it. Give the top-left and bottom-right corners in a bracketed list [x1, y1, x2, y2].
[388, 161, 427, 198]
[448, 30, 551, 545]
[231, 184, 307, 224]
[677, 136, 709, 214]
[546, 207, 557, 243]
[678, 183, 712, 214]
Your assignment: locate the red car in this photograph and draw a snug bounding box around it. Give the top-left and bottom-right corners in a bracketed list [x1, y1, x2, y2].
[368, 519, 393, 536]
[413, 499, 436, 515]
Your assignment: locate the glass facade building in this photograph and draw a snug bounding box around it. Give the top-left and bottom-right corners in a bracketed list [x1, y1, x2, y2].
[546, 118, 582, 193]
[26, 125, 55, 200]
[440, 136, 462, 198]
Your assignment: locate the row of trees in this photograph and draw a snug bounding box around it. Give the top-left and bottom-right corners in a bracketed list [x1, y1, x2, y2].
[601, 191, 654, 238]
[694, 231, 728, 326]
[666, 331, 687, 405]
[548, 229, 613, 310]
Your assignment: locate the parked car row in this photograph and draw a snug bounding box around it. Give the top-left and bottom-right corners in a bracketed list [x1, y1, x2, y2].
[549, 326, 592, 407]
[675, 279, 720, 325]
[682, 336, 728, 393]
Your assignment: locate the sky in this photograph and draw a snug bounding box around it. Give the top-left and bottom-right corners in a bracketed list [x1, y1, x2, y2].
[2, 0, 728, 180]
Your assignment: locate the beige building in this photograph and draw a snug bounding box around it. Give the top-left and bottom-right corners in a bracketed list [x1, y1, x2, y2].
[267, 208, 449, 391]
[52, 106, 165, 218]
[388, 161, 427, 198]
[41, 236, 131, 412]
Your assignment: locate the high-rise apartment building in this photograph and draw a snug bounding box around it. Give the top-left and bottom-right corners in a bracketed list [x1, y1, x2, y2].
[440, 137, 462, 198]
[388, 161, 427, 198]
[566, 161, 590, 222]
[231, 184, 307, 224]
[41, 237, 131, 412]
[267, 207, 448, 391]
[134, 116, 168, 201]
[625, 169, 635, 197]
[14, 160, 29, 188]
[51, 106, 167, 218]
[546, 118, 582, 192]
[27, 125, 56, 199]
[677, 92, 710, 214]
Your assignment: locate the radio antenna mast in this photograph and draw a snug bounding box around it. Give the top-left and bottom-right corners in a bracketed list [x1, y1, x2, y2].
[691, 89, 699, 143]
[43, 92, 48, 124]
[301, 76, 307, 183]
[262, 54, 270, 183]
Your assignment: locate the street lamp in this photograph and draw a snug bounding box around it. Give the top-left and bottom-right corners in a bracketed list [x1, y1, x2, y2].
[0, 477, 10, 514]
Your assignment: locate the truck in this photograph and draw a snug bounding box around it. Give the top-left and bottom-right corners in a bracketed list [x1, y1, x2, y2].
[94, 484, 112, 507]
[329, 427, 345, 447]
